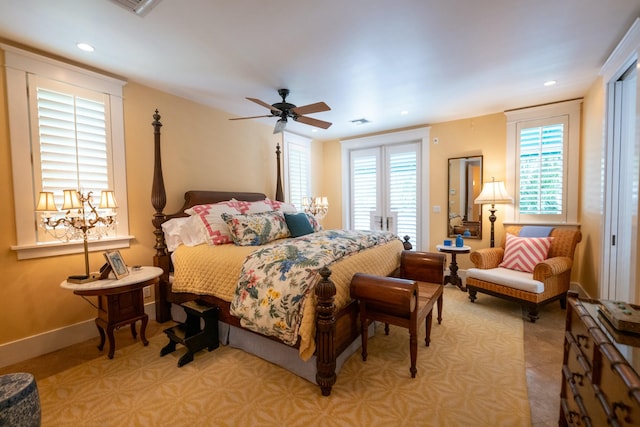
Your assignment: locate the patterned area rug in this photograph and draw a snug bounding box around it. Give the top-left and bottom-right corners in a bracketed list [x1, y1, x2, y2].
[37, 287, 530, 426]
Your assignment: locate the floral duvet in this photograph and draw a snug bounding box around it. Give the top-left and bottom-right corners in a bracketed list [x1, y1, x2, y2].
[229, 230, 400, 347]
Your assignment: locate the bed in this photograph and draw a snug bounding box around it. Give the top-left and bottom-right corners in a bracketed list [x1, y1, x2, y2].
[149, 110, 409, 395]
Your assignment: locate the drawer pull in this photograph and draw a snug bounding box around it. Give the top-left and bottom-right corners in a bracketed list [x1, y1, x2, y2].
[576, 334, 590, 349]
[568, 410, 582, 424]
[613, 401, 632, 423]
[571, 372, 584, 386]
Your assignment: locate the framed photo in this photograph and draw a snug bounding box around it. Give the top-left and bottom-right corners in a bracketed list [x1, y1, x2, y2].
[104, 250, 129, 279]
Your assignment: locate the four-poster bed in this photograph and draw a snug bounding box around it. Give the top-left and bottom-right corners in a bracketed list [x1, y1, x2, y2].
[149, 110, 409, 395]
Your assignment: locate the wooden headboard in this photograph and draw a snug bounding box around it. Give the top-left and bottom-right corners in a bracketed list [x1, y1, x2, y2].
[164, 191, 268, 221]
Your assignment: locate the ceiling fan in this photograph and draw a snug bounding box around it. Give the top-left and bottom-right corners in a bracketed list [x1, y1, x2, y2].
[230, 89, 332, 134]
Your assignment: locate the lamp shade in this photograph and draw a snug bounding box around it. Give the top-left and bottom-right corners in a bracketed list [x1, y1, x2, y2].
[35, 192, 58, 212]
[474, 179, 513, 205]
[99, 190, 118, 209]
[61, 190, 83, 210]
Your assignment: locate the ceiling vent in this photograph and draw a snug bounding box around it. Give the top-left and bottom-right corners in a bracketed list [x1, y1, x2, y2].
[350, 118, 371, 125]
[109, 0, 161, 16]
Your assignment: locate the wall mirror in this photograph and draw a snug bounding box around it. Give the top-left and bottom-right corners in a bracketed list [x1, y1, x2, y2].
[448, 156, 483, 239]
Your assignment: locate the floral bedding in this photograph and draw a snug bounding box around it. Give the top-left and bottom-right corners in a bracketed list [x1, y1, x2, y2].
[229, 229, 400, 346]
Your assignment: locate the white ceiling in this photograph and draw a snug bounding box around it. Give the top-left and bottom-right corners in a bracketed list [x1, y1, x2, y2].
[1, 0, 639, 140]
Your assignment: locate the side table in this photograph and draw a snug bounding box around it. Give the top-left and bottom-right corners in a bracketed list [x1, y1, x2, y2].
[61, 266, 162, 359]
[435, 245, 471, 291]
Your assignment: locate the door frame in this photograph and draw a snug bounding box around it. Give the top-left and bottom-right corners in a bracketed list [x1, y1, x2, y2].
[340, 127, 430, 250]
[600, 18, 640, 300]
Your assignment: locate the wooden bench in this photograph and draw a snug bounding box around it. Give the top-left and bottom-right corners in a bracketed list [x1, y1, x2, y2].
[350, 251, 445, 378]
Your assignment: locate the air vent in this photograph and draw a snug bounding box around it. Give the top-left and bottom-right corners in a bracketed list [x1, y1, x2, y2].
[350, 118, 371, 125]
[109, 0, 161, 16]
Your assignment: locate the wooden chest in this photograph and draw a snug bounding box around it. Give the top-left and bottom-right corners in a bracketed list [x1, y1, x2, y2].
[560, 293, 640, 426]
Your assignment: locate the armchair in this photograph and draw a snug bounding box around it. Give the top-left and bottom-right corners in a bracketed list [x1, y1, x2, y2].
[466, 225, 582, 322]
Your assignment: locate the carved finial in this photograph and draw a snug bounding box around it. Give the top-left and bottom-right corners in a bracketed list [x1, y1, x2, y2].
[153, 109, 162, 127]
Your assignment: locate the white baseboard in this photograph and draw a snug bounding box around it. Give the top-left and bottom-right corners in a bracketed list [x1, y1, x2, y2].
[0, 301, 156, 369]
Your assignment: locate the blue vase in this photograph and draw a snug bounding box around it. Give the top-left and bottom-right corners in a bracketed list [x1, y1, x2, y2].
[456, 234, 464, 247]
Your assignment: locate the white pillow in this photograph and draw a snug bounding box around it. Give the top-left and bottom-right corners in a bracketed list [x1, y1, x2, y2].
[161, 216, 207, 252]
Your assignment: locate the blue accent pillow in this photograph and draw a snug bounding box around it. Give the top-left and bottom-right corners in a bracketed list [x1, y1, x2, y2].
[284, 212, 315, 237]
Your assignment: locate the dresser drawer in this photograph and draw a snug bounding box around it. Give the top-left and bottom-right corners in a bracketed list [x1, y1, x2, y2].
[599, 343, 640, 426]
[570, 304, 598, 365]
[562, 362, 608, 426]
[562, 365, 596, 426]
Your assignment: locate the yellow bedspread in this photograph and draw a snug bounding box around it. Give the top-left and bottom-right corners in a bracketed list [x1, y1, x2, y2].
[172, 237, 404, 359]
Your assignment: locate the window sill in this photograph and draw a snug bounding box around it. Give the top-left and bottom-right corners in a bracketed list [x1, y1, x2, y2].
[11, 236, 135, 260]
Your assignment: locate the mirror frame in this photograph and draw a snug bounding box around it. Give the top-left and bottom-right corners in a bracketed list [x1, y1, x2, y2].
[447, 155, 483, 239]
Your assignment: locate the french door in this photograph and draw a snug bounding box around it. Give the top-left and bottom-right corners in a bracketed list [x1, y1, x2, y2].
[342, 128, 429, 250]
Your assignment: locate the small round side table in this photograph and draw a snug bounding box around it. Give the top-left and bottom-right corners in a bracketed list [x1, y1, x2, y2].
[436, 244, 471, 291]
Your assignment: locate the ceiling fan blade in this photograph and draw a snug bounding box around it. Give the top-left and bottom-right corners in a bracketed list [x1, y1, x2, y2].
[291, 102, 331, 116]
[273, 119, 287, 134]
[229, 115, 274, 121]
[247, 97, 281, 113]
[294, 115, 332, 129]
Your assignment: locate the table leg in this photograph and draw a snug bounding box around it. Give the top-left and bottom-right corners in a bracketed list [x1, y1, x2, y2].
[95, 319, 105, 351]
[130, 322, 137, 339]
[140, 315, 149, 346]
[444, 253, 466, 291]
[106, 326, 116, 359]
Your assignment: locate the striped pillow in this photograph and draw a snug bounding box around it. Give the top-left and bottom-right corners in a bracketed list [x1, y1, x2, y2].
[499, 234, 553, 273]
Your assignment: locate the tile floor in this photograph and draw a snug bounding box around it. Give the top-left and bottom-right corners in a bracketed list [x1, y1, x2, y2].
[1, 300, 566, 426]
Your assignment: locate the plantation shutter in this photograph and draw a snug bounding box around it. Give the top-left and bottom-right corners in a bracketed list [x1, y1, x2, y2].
[388, 147, 417, 242]
[29, 75, 113, 241]
[350, 148, 379, 231]
[517, 118, 567, 218]
[349, 142, 419, 247]
[285, 137, 310, 210]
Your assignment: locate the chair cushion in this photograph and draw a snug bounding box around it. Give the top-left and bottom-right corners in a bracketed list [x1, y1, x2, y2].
[466, 267, 544, 293]
[499, 234, 552, 273]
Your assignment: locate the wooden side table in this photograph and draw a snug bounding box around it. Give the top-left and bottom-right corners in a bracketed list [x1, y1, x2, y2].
[61, 266, 163, 359]
[435, 245, 471, 291]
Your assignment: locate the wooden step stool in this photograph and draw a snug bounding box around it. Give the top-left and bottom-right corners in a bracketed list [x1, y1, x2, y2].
[350, 251, 445, 378]
[160, 300, 219, 367]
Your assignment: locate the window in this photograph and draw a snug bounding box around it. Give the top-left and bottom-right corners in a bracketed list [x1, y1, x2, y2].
[3, 44, 131, 259]
[283, 132, 311, 210]
[505, 100, 581, 224]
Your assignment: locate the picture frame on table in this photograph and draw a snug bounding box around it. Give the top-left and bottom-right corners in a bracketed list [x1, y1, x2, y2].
[104, 250, 129, 279]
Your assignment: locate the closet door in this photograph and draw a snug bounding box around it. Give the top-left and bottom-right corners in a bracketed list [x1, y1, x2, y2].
[604, 64, 638, 301]
[349, 142, 419, 248]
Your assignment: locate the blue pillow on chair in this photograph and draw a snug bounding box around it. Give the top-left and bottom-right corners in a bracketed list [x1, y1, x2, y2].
[284, 212, 315, 237]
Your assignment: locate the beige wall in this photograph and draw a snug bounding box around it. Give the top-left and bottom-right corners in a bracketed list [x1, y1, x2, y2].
[0, 44, 615, 350]
[0, 50, 279, 345]
[579, 78, 606, 298]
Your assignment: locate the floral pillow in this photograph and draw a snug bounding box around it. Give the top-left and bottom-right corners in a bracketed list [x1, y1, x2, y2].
[221, 211, 291, 246]
[499, 234, 553, 273]
[305, 213, 322, 232]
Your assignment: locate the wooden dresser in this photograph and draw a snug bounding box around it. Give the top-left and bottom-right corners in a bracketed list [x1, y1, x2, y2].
[561, 292, 640, 426]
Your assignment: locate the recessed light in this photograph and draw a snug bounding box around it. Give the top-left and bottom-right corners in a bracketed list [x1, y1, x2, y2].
[76, 43, 95, 52]
[544, 80, 556, 87]
[400, 111, 409, 115]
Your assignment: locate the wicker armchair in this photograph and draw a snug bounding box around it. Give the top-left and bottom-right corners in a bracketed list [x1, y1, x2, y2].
[466, 226, 582, 322]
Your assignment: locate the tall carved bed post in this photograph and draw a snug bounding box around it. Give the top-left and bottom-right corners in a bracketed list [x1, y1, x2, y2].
[151, 110, 171, 323]
[275, 143, 284, 202]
